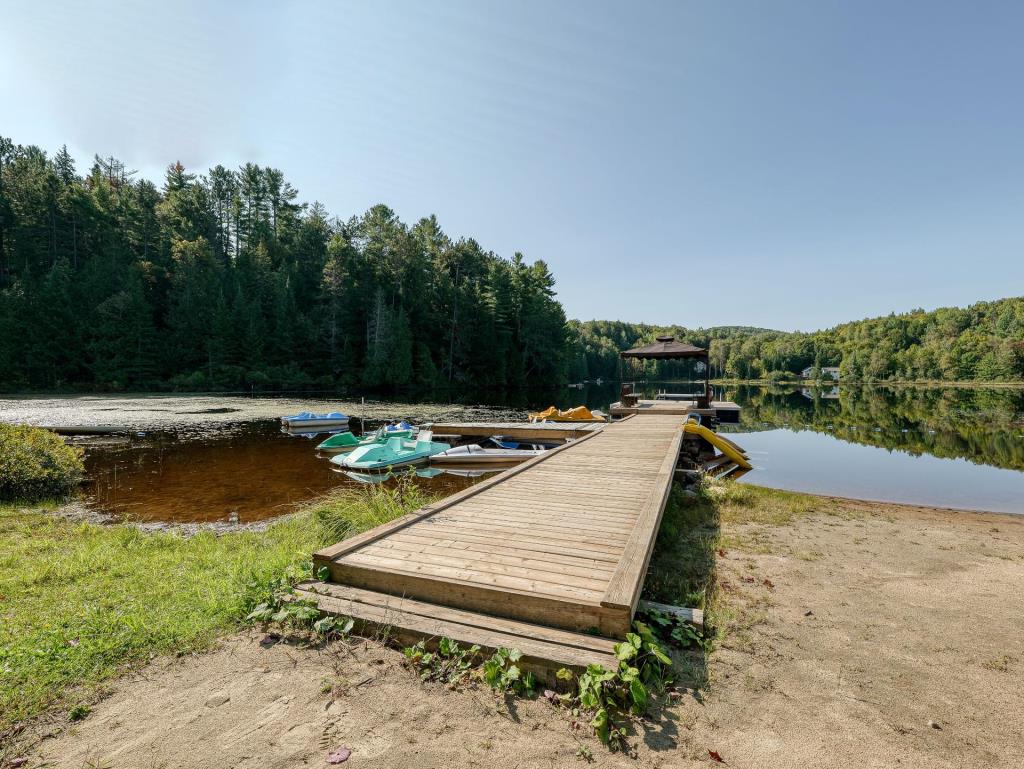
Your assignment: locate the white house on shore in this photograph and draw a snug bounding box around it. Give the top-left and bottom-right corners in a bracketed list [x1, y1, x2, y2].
[801, 366, 841, 380]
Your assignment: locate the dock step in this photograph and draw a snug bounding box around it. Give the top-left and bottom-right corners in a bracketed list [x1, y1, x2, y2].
[294, 581, 618, 681]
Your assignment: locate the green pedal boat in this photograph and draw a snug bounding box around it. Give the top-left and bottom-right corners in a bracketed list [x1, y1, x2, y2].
[331, 430, 450, 470]
[316, 422, 415, 452]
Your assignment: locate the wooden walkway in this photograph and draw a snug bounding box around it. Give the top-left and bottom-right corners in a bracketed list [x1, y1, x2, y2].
[609, 399, 741, 422]
[429, 420, 604, 442]
[313, 414, 684, 641]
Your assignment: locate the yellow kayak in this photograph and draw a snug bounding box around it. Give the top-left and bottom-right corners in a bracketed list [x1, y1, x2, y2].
[528, 405, 605, 422]
[683, 421, 752, 470]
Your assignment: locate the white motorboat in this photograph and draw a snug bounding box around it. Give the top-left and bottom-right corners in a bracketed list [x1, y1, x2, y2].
[431, 441, 547, 465]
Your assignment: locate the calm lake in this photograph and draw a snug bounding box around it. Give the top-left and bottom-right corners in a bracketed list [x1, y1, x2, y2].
[2, 384, 1022, 522]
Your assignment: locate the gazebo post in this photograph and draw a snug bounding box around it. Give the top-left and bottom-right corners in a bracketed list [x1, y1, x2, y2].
[702, 352, 711, 409]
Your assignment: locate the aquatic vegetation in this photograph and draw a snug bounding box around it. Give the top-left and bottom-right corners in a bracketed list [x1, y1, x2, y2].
[0, 424, 84, 502]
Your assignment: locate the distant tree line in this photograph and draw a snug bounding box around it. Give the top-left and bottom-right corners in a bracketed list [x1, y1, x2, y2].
[568, 299, 1024, 383]
[0, 136, 569, 391]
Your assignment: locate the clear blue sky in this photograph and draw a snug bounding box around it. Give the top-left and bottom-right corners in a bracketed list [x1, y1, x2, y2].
[2, 1, 1022, 331]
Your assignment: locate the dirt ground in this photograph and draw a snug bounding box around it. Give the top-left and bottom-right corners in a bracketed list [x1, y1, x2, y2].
[20, 499, 1024, 769]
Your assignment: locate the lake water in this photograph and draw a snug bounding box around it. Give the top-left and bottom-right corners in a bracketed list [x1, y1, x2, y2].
[1, 384, 1022, 522]
[715, 384, 1024, 514]
[736, 428, 1024, 513]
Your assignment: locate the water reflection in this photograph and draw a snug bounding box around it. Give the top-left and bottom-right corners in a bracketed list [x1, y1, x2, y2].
[724, 385, 1024, 472]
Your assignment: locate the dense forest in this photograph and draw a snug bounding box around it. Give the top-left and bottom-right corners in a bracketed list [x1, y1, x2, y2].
[0, 137, 569, 391]
[1, 136, 1021, 392]
[569, 298, 1024, 384]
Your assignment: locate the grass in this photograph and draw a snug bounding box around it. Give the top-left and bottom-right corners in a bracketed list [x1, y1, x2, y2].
[308, 471, 432, 542]
[641, 480, 829, 683]
[644, 481, 816, 610]
[0, 481, 428, 738]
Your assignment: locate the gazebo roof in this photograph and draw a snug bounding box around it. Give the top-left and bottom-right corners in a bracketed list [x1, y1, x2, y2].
[620, 335, 707, 360]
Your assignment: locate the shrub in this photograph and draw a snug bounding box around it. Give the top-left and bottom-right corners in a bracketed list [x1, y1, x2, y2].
[0, 424, 85, 502]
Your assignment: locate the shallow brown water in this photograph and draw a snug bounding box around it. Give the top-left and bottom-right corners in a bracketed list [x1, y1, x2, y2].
[0, 393, 534, 524]
[80, 422, 482, 524]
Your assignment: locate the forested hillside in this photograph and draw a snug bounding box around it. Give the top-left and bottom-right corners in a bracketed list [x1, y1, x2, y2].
[2, 136, 1020, 393]
[0, 137, 568, 391]
[568, 299, 1024, 383]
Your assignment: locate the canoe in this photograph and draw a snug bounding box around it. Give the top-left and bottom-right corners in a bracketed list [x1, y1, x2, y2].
[431, 443, 545, 465]
[280, 411, 349, 428]
[332, 431, 450, 471]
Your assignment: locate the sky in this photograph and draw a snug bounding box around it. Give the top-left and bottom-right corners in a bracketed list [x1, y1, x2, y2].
[2, 0, 1022, 331]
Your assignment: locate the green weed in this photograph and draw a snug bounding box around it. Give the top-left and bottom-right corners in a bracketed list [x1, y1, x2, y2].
[553, 622, 674, 750]
[403, 638, 482, 686]
[482, 647, 536, 696]
[639, 607, 707, 650]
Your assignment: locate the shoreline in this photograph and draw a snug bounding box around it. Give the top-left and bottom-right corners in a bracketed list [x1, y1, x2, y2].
[6, 483, 1022, 767]
[739, 484, 1024, 519]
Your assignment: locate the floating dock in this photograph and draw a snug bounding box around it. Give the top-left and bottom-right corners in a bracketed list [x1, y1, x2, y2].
[429, 421, 604, 442]
[609, 398, 741, 423]
[302, 414, 685, 675]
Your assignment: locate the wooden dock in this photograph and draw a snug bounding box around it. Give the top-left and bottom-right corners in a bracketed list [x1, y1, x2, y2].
[429, 421, 604, 442]
[305, 413, 685, 672]
[609, 399, 741, 422]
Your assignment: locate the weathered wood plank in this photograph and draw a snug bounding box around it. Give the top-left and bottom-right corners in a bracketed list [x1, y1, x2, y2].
[294, 583, 617, 679]
[296, 580, 617, 654]
[369, 537, 616, 579]
[319, 558, 629, 636]
[388, 529, 623, 564]
[636, 599, 704, 628]
[600, 422, 686, 615]
[354, 543, 611, 591]
[429, 421, 604, 442]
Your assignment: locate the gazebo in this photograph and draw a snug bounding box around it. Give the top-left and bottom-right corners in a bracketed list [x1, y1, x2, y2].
[618, 335, 711, 408]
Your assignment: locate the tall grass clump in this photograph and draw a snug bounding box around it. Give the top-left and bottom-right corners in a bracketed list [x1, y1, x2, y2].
[0, 424, 84, 502]
[309, 473, 433, 543]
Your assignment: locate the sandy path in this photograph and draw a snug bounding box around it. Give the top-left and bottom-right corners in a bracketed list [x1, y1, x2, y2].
[23, 500, 1024, 768]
